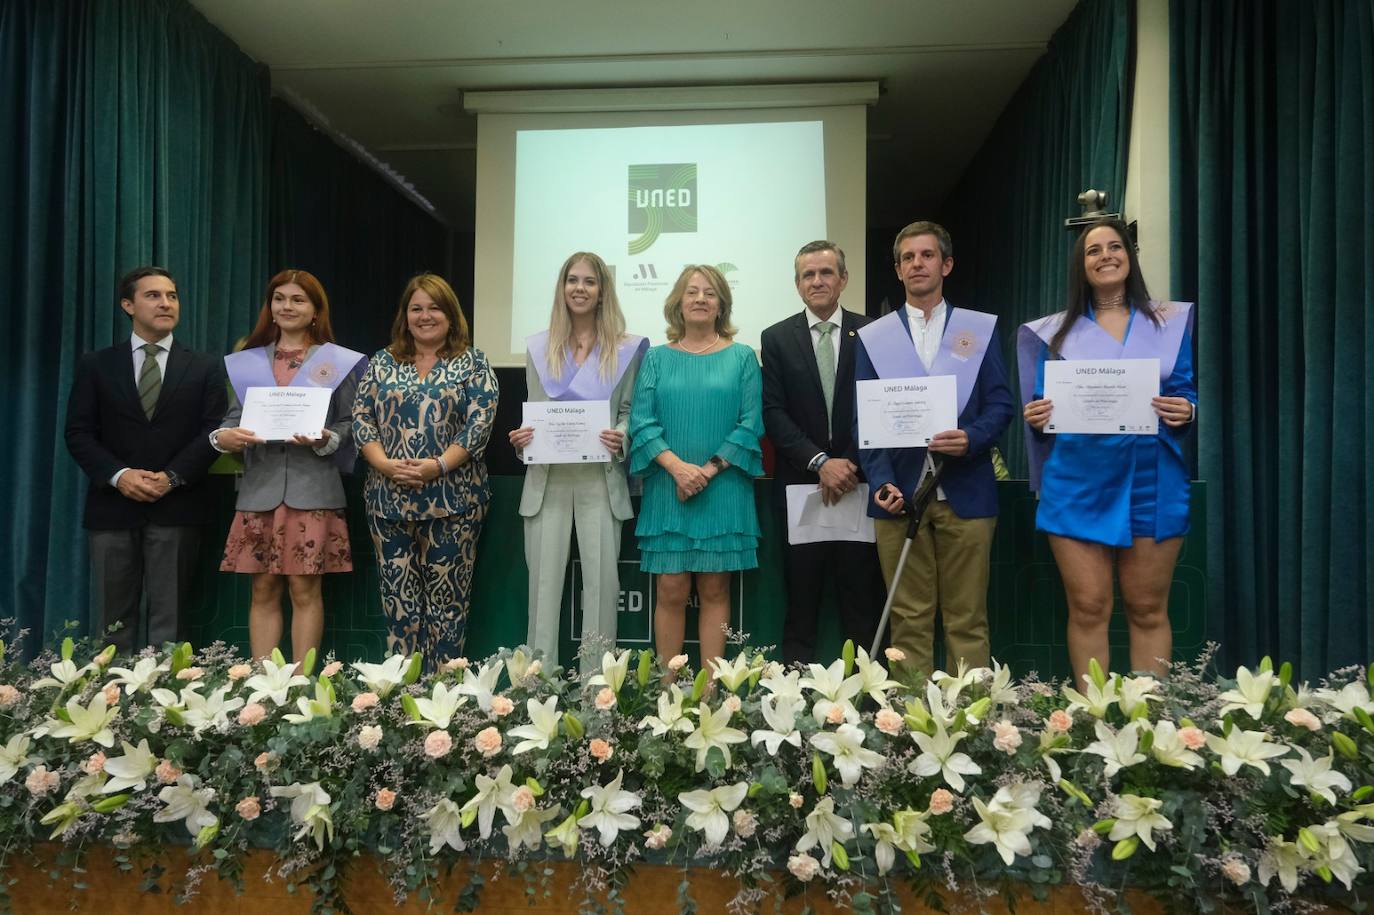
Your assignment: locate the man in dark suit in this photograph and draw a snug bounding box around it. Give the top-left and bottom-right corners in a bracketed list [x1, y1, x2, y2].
[64, 266, 227, 653]
[761, 240, 885, 664]
[854, 222, 1014, 677]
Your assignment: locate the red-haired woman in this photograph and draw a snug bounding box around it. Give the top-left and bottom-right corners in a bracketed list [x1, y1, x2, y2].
[213, 270, 367, 661]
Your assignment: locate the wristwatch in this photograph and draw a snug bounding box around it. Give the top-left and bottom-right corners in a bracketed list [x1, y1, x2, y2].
[708, 455, 727, 472]
[165, 470, 185, 489]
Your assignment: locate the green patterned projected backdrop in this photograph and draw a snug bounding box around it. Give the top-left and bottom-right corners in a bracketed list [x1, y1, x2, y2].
[188, 477, 1206, 681]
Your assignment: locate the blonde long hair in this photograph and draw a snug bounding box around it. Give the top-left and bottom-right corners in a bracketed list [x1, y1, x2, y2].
[546, 252, 626, 380]
[663, 264, 736, 342]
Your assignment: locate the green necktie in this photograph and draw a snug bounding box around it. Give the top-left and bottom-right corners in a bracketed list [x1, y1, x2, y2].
[815, 321, 836, 428]
[138, 342, 162, 419]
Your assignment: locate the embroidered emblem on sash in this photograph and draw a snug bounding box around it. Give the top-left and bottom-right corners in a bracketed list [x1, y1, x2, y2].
[309, 362, 337, 385]
[951, 331, 977, 361]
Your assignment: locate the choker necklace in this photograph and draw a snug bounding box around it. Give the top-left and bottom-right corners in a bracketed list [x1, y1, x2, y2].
[1094, 294, 1126, 310]
[679, 334, 720, 355]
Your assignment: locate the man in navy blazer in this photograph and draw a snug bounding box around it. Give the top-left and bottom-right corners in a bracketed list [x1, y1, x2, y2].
[854, 222, 1013, 676]
[64, 267, 227, 653]
[761, 241, 885, 664]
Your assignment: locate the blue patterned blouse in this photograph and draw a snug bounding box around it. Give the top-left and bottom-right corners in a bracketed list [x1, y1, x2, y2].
[352, 347, 499, 521]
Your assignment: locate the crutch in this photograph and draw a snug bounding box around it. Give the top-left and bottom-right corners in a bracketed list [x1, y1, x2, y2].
[869, 457, 947, 658]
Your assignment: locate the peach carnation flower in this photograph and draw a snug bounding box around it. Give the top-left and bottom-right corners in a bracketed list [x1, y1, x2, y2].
[473, 727, 502, 757]
[1177, 726, 1207, 750]
[589, 738, 614, 762]
[928, 788, 955, 815]
[321, 661, 342, 677]
[237, 703, 266, 726]
[236, 797, 261, 820]
[227, 664, 252, 681]
[351, 692, 379, 712]
[424, 730, 453, 758]
[155, 760, 182, 784]
[594, 687, 617, 711]
[375, 788, 397, 811]
[84, 752, 107, 775]
[490, 695, 514, 717]
[0, 685, 19, 707]
[875, 709, 904, 736]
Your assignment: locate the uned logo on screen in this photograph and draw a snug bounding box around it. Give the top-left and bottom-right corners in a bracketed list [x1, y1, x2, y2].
[627, 163, 698, 255]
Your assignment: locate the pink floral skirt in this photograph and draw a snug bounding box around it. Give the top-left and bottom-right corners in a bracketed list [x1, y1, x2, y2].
[220, 505, 353, 575]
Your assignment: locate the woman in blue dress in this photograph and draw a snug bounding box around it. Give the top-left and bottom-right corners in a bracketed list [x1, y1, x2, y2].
[628, 265, 763, 666]
[1019, 220, 1196, 680]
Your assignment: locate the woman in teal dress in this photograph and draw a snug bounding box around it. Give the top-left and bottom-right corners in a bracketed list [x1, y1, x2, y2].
[629, 264, 763, 666]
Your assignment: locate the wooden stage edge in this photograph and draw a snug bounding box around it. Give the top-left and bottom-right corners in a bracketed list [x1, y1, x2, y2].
[11, 846, 1187, 914]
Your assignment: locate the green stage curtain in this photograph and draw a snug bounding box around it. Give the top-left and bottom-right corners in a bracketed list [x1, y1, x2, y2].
[937, 0, 1134, 477]
[0, 0, 269, 646]
[1171, 0, 1374, 674]
[267, 100, 451, 356]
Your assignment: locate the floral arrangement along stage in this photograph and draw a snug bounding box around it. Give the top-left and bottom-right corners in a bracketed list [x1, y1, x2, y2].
[1, 632, 1373, 914]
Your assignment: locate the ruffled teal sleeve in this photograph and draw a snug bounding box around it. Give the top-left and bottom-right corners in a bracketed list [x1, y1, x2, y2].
[628, 347, 667, 476]
[715, 347, 764, 477]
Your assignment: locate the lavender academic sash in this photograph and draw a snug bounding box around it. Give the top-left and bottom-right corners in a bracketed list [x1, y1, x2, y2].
[1016, 301, 1195, 490]
[223, 343, 368, 470]
[856, 307, 998, 414]
[526, 332, 648, 401]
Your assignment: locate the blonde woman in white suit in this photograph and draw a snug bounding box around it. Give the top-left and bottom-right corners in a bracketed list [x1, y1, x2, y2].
[509, 253, 647, 674]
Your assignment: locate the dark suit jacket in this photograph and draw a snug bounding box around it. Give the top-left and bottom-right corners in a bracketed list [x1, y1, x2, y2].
[64, 338, 228, 529]
[854, 305, 1013, 520]
[761, 307, 871, 500]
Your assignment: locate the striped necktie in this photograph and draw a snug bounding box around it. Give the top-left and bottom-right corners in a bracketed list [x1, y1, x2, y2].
[138, 342, 162, 419]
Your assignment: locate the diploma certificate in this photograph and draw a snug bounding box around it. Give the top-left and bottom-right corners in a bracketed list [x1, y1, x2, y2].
[856, 375, 959, 449]
[521, 400, 612, 464]
[1043, 358, 1160, 435]
[238, 386, 332, 441]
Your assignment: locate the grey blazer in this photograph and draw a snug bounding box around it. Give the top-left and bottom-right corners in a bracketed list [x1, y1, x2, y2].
[517, 348, 641, 521]
[219, 343, 359, 512]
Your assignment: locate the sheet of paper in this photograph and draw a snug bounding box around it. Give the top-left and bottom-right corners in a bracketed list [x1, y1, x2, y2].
[856, 375, 959, 449]
[521, 400, 613, 464]
[1043, 358, 1160, 435]
[238, 386, 332, 442]
[786, 484, 875, 545]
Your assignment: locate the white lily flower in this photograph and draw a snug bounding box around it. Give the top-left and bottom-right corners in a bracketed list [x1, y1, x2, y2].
[1117, 675, 1162, 718]
[639, 684, 694, 737]
[455, 659, 505, 712]
[1306, 822, 1364, 890]
[908, 720, 981, 792]
[544, 812, 580, 858]
[422, 799, 466, 853]
[853, 648, 901, 706]
[984, 659, 1019, 706]
[505, 648, 534, 684]
[1205, 727, 1290, 776]
[269, 781, 333, 850]
[750, 693, 804, 756]
[1109, 794, 1172, 852]
[810, 723, 885, 786]
[245, 659, 310, 707]
[153, 774, 217, 836]
[1280, 747, 1352, 806]
[1083, 720, 1146, 778]
[105, 656, 170, 695]
[931, 659, 983, 704]
[1149, 720, 1204, 770]
[964, 795, 1037, 865]
[460, 764, 518, 839]
[862, 808, 935, 874]
[508, 696, 562, 754]
[759, 669, 805, 705]
[351, 654, 410, 698]
[0, 735, 32, 784]
[45, 691, 117, 747]
[33, 659, 93, 691]
[101, 738, 158, 793]
[1258, 837, 1305, 893]
[1062, 674, 1119, 718]
[800, 659, 862, 726]
[502, 804, 559, 852]
[683, 701, 747, 772]
[1334, 809, 1374, 843]
[708, 653, 756, 693]
[922, 680, 965, 729]
[587, 649, 630, 693]
[794, 796, 853, 867]
[991, 782, 1053, 831]
[411, 681, 466, 730]
[678, 781, 749, 847]
[182, 685, 246, 734]
[1218, 666, 1278, 721]
[577, 768, 641, 846]
[1313, 681, 1374, 719]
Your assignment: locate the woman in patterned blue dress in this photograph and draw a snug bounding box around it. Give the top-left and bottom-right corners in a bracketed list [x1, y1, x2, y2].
[629, 265, 764, 666]
[353, 273, 498, 665]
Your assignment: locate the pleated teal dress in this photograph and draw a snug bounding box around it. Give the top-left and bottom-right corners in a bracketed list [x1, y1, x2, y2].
[628, 343, 764, 573]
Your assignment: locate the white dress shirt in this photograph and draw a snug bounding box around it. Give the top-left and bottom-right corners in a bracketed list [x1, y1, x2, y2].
[904, 300, 948, 500]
